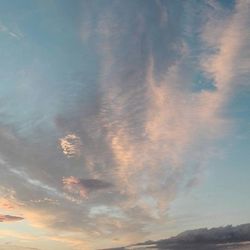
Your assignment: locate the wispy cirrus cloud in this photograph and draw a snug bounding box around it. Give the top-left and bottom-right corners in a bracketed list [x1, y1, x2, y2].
[0, 21, 23, 39]
[0, 1, 249, 249]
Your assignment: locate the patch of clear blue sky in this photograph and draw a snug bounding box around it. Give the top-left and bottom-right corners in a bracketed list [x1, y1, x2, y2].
[0, 0, 101, 136]
[220, 0, 235, 9]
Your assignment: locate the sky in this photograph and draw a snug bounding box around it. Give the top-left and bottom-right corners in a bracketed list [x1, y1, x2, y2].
[0, 0, 250, 249]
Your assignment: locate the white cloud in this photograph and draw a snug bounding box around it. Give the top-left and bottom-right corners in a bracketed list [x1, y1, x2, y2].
[59, 134, 82, 158]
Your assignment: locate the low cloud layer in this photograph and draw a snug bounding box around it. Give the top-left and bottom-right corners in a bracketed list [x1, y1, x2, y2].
[106, 223, 250, 250]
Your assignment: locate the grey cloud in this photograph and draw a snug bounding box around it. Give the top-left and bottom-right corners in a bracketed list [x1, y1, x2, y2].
[168, 223, 250, 244]
[79, 178, 113, 190]
[0, 214, 24, 222]
[108, 223, 250, 250]
[63, 176, 113, 198]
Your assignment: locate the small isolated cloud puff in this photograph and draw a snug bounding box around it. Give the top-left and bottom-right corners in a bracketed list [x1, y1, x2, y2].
[59, 134, 82, 158]
[63, 176, 113, 198]
[0, 214, 24, 223]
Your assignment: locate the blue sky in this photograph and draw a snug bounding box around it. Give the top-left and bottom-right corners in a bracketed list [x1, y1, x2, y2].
[0, 1, 250, 249]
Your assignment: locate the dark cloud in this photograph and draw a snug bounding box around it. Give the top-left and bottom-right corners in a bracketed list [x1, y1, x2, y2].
[0, 214, 24, 222]
[102, 243, 250, 250]
[165, 223, 250, 245]
[63, 176, 113, 198]
[105, 223, 250, 250]
[78, 178, 113, 190]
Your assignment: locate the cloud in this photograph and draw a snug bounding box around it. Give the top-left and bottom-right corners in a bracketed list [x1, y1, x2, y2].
[0, 1, 249, 249]
[94, 0, 238, 218]
[59, 134, 82, 158]
[170, 223, 250, 244]
[0, 230, 37, 241]
[87, 0, 250, 245]
[63, 176, 113, 198]
[0, 214, 24, 223]
[0, 246, 40, 250]
[0, 21, 23, 39]
[201, 0, 250, 90]
[47, 235, 91, 250]
[106, 223, 250, 250]
[0, 22, 7, 32]
[0, 196, 17, 210]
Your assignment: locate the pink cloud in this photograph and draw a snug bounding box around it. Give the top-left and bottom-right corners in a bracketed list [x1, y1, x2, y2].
[63, 176, 113, 198]
[0, 214, 24, 223]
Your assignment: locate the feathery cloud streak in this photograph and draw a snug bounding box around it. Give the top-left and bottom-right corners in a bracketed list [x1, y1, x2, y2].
[0, 1, 249, 249]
